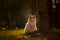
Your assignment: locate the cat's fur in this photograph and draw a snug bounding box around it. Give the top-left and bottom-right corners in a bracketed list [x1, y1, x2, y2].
[24, 15, 37, 33]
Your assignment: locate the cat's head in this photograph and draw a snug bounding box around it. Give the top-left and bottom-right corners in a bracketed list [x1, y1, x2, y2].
[28, 15, 36, 22]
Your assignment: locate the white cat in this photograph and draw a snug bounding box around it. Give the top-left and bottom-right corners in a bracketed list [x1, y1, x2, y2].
[24, 15, 37, 33]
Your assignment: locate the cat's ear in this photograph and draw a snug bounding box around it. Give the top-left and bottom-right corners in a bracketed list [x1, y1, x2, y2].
[28, 15, 31, 19]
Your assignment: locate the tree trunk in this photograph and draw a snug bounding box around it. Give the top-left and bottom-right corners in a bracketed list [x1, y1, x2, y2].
[47, 0, 53, 29]
[37, 0, 49, 33]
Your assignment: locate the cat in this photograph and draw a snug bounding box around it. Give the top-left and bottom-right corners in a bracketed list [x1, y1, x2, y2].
[24, 15, 37, 33]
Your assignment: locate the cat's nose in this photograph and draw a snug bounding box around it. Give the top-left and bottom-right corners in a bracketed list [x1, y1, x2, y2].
[31, 20, 34, 22]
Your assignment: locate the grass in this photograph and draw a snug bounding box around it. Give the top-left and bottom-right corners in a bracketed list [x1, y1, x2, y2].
[0, 29, 24, 40]
[0, 29, 47, 40]
[0, 28, 60, 40]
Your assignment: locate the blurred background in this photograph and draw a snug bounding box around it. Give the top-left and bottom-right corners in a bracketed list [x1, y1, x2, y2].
[0, 0, 60, 31]
[0, 0, 40, 29]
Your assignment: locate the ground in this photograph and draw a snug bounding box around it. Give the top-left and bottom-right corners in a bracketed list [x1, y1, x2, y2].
[0, 28, 60, 40]
[0, 28, 47, 40]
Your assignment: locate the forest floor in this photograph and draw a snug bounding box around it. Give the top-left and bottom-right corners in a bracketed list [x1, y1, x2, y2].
[0, 29, 47, 40]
